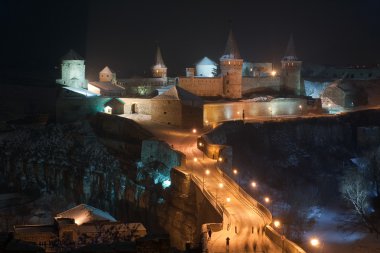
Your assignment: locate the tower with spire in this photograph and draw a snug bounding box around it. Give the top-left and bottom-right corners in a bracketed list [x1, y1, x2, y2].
[152, 45, 167, 78]
[57, 49, 87, 89]
[280, 35, 303, 95]
[220, 29, 243, 99]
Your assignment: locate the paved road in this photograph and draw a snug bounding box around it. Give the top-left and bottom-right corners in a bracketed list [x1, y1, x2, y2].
[133, 119, 282, 253]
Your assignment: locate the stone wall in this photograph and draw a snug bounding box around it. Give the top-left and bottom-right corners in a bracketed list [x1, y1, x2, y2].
[151, 100, 182, 126]
[178, 77, 223, 97]
[242, 76, 280, 94]
[119, 98, 151, 115]
[157, 169, 222, 250]
[204, 98, 309, 126]
[141, 140, 186, 170]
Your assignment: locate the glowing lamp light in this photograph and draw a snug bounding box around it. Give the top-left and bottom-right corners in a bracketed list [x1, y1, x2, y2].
[226, 197, 231, 203]
[194, 157, 198, 162]
[192, 128, 197, 133]
[162, 180, 171, 189]
[251, 181, 257, 188]
[218, 183, 224, 189]
[218, 157, 223, 162]
[310, 238, 320, 247]
[233, 169, 238, 175]
[273, 220, 281, 228]
[205, 169, 210, 176]
[264, 197, 270, 203]
[271, 70, 277, 76]
[199, 142, 203, 147]
[299, 105, 303, 109]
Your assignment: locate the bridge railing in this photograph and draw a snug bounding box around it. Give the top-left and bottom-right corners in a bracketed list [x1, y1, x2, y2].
[265, 225, 306, 253]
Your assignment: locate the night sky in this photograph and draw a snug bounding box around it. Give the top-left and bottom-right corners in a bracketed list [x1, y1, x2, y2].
[1, 0, 380, 79]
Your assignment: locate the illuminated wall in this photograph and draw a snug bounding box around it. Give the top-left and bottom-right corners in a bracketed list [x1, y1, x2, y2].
[178, 77, 223, 97]
[242, 76, 281, 94]
[119, 98, 151, 115]
[196, 63, 216, 77]
[204, 98, 309, 126]
[220, 59, 243, 98]
[60, 59, 87, 89]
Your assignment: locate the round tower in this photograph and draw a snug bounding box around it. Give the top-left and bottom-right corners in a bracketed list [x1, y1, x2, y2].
[220, 30, 243, 99]
[280, 35, 303, 95]
[59, 49, 87, 89]
[152, 46, 167, 78]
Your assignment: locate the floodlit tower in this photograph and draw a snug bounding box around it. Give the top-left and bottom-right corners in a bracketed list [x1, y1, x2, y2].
[99, 66, 116, 83]
[58, 49, 87, 89]
[220, 29, 243, 99]
[152, 45, 167, 78]
[280, 35, 303, 95]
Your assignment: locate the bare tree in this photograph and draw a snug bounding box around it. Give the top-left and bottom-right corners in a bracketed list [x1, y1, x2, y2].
[340, 166, 380, 236]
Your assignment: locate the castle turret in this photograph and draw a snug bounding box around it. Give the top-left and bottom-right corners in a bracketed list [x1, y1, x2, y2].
[220, 29, 243, 99]
[57, 49, 87, 89]
[280, 35, 303, 95]
[152, 46, 167, 78]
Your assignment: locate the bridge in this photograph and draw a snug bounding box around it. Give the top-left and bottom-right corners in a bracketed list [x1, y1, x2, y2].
[138, 120, 306, 253]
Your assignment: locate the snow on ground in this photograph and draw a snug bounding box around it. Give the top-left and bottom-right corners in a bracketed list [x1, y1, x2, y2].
[305, 208, 380, 253]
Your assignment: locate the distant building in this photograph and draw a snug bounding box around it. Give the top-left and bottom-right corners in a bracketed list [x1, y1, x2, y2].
[178, 29, 243, 99]
[56, 49, 88, 90]
[13, 204, 147, 253]
[322, 79, 368, 110]
[152, 46, 167, 78]
[195, 57, 217, 77]
[280, 35, 303, 95]
[151, 85, 203, 128]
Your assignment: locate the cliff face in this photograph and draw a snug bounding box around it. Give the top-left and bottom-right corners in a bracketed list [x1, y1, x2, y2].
[205, 109, 380, 203]
[157, 169, 222, 251]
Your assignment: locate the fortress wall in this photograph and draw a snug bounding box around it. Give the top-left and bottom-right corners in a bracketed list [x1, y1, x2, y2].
[141, 140, 186, 169]
[151, 100, 182, 126]
[119, 98, 151, 115]
[204, 98, 308, 125]
[242, 76, 281, 94]
[178, 77, 223, 97]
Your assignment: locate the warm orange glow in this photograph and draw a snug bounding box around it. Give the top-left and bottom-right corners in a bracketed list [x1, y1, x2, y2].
[199, 142, 203, 147]
[271, 70, 277, 76]
[193, 157, 198, 162]
[218, 157, 223, 162]
[233, 169, 238, 175]
[310, 238, 320, 247]
[273, 220, 281, 228]
[192, 128, 197, 133]
[299, 105, 302, 109]
[218, 183, 224, 189]
[264, 197, 270, 203]
[251, 181, 257, 188]
[205, 169, 210, 175]
[226, 197, 231, 203]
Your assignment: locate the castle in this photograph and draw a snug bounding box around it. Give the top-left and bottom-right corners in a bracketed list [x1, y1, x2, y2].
[54, 30, 325, 128]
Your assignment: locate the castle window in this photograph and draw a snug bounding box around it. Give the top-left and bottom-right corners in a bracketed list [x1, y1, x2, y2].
[164, 111, 167, 114]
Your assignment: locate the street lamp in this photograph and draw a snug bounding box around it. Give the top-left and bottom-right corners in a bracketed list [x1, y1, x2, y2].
[203, 169, 210, 190]
[233, 169, 240, 185]
[273, 219, 285, 253]
[310, 237, 324, 253]
[192, 128, 197, 134]
[251, 181, 257, 188]
[271, 70, 277, 77]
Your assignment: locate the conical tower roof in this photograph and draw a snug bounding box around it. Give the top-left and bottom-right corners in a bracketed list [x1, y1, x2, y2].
[220, 29, 241, 60]
[283, 35, 297, 61]
[153, 46, 166, 68]
[62, 49, 84, 60]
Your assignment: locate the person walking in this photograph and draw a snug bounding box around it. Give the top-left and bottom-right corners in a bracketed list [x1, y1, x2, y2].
[226, 237, 230, 251]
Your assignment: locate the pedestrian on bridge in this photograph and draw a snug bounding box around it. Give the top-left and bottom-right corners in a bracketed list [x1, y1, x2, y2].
[207, 228, 212, 240]
[226, 237, 230, 250]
